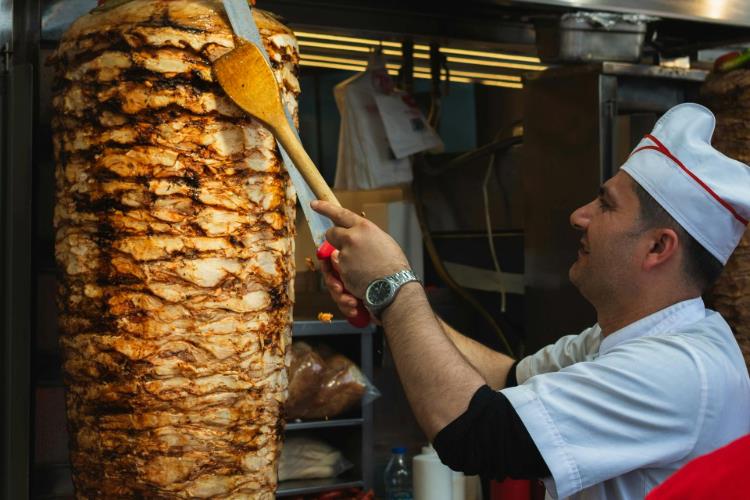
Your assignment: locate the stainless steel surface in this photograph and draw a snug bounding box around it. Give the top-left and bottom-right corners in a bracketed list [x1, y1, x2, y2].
[223, 0, 258, 41]
[535, 13, 648, 62]
[602, 61, 708, 81]
[224, 0, 333, 247]
[507, 0, 750, 27]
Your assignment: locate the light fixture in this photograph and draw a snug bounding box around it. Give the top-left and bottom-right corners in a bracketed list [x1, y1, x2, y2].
[413, 43, 541, 63]
[295, 31, 401, 48]
[437, 69, 521, 82]
[446, 55, 545, 71]
[300, 59, 524, 89]
[295, 31, 538, 88]
[411, 52, 545, 71]
[300, 54, 522, 82]
[480, 80, 524, 89]
[301, 54, 368, 66]
[298, 40, 402, 56]
[299, 60, 368, 72]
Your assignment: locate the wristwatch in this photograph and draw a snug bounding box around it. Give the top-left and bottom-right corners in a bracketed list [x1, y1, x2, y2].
[363, 269, 421, 319]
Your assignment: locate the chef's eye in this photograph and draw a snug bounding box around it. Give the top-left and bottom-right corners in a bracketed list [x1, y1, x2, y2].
[598, 198, 611, 211]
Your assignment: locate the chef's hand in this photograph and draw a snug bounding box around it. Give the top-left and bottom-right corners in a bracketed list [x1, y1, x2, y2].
[318, 250, 374, 322]
[312, 200, 410, 299]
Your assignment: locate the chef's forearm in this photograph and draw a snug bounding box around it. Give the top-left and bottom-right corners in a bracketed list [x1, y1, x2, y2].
[438, 318, 517, 390]
[381, 283, 486, 441]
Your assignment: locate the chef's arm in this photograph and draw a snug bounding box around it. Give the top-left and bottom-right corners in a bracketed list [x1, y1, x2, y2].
[380, 282, 487, 440]
[311, 200, 548, 480]
[437, 317, 518, 390]
[382, 284, 549, 480]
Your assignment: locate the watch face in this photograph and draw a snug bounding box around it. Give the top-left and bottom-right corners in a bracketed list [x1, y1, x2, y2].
[366, 280, 393, 306]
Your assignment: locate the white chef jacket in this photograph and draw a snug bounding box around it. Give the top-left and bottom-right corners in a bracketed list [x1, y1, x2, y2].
[501, 297, 750, 500]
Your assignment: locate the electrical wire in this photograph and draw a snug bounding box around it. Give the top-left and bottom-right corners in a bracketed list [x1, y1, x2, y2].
[412, 157, 515, 357]
[482, 153, 507, 313]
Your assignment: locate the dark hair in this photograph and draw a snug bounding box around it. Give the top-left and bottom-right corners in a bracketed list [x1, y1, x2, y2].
[632, 182, 724, 292]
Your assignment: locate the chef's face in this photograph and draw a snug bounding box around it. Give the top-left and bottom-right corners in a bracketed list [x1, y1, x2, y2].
[568, 171, 644, 304]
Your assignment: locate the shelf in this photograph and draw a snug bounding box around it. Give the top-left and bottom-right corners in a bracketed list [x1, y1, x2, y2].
[601, 62, 708, 82]
[33, 463, 363, 499]
[286, 418, 363, 431]
[277, 477, 365, 497]
[292, 320, 375, 337]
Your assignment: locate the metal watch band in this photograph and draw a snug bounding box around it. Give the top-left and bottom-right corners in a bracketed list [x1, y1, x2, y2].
[386, 269, 420, 289]
[365, 269, 421, 319]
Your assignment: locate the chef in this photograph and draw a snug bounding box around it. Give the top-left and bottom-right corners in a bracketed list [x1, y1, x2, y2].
[312, 103, 750, 499]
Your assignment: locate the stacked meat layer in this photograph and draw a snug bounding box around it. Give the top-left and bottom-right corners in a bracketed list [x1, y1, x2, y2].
[702, 70, 750, 369]
[51, 1, 299, 497]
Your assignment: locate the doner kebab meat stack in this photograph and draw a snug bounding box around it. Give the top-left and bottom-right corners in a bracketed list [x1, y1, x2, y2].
[51, 0, 299, 497]
[701, 67, 750, 369]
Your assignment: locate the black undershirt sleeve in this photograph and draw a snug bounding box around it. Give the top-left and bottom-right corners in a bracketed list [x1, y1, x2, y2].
[506, 360, 520, 388]
[432, 385, 550, 481]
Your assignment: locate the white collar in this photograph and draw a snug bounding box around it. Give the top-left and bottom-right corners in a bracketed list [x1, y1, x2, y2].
[598, 297, 706, 356]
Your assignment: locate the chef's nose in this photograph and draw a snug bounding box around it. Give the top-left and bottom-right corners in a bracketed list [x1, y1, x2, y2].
[570, 200, 593, 231]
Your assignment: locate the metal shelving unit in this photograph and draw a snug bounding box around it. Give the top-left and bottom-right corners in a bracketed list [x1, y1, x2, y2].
[277, 478, 365, 497]
[286, 418, 364, 431]
[278, 320, 375, 497]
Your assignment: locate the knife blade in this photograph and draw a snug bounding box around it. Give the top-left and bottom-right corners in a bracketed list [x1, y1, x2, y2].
[221, 0, 371, 328]
[222, 0, 333, 249]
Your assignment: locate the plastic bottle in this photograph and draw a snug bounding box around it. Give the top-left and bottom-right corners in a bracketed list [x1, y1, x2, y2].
[384, 447, 413, 500]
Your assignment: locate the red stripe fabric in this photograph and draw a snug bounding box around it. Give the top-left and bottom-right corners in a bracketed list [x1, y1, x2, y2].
[636, 134, 748, 225]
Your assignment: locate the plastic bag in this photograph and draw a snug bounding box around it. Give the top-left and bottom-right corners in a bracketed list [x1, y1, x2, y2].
[333, 52, 413, 190]
[285, 342, 326, 418]
[278, 437, 353, 482]
[286, 342, 380, 420]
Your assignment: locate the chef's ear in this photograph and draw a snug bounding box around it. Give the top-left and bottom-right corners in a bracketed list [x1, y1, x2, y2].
[643, 227, 679, 271]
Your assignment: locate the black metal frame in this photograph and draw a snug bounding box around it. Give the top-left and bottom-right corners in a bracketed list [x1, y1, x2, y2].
[2, 0, 38, 497]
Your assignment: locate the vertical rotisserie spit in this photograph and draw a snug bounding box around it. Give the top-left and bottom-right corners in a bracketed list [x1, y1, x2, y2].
[702, 70, 750, 370]
[51, 1, 299, 497]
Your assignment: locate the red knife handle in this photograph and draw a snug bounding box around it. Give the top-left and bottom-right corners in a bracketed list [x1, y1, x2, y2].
[316, 241, 371, 328]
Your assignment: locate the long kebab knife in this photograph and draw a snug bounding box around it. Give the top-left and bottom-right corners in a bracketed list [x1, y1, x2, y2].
[221, 0, 370, 328]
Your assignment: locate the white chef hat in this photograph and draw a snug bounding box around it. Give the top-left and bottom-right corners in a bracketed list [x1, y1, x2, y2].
[621, 103, 750, 265]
